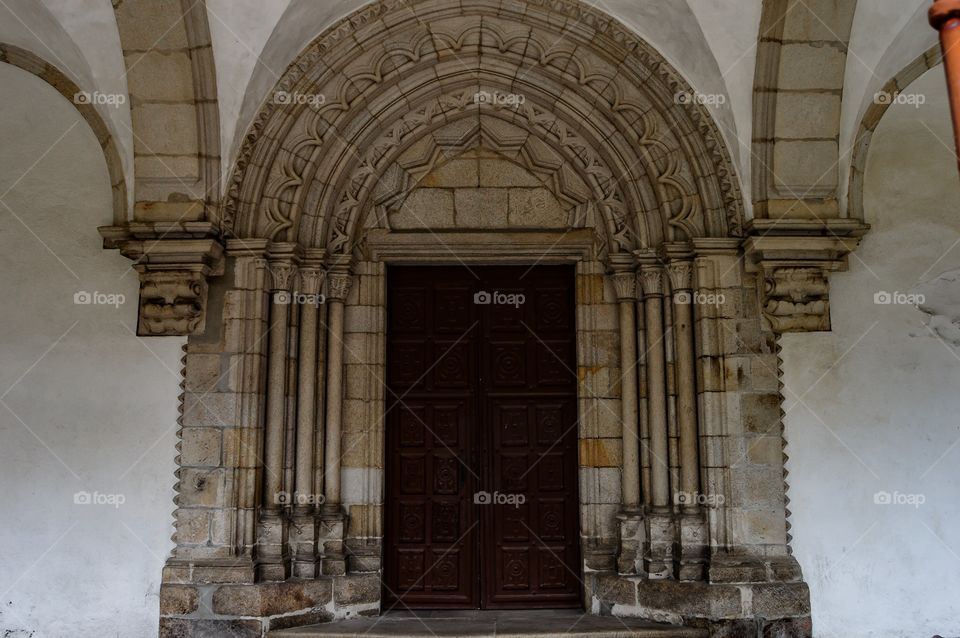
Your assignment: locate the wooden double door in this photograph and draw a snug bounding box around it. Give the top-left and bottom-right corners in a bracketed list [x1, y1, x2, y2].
[383, 265, 582, 609]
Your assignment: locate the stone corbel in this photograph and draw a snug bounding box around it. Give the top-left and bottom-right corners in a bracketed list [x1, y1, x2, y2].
[743, 220, 869, 333]
[99, 222, 225, 336]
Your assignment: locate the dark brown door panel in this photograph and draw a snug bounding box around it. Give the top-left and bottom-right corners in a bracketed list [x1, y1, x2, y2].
[384, 265, 581, 610]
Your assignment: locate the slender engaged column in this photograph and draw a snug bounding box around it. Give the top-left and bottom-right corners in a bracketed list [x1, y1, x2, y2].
[612, 270, 641, 512]
[264, 262, 296, 512]
[639, 266, 670, 510]
[322, 270, 352, 513]
[294, 268, 325, 510]
[257, 259, 296, 581]
[667, 261, 701, 512]
[290, 267, 324, 578]
[318, 268, 352, 576]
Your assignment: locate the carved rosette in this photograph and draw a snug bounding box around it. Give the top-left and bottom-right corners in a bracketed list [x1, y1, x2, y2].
[638, 267, 665, 298]
[325, 272, 353, 302]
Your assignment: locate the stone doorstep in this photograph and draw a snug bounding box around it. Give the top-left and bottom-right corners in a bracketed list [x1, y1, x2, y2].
[268, 610, 706, 637]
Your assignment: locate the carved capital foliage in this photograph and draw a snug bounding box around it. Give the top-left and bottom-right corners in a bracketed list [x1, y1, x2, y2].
[638, 267, 665, 298]
[743, 220, 869, 333]
[99, 222, 225, 337]
[666, 261, 695, 292]
[611, 272, 638, 301]
[298, 268, 326, 296]
[325, 272, 353, 301]
[267, 261, 298, 292]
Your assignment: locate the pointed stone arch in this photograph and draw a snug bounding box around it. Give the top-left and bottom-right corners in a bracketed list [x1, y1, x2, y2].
[223, 0, 745, 259]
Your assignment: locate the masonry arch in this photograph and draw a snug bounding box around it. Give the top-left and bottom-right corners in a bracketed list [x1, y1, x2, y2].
[223, 0, 746, 252]
[159, 1, 816, 634]
[0, 44, 127, 223]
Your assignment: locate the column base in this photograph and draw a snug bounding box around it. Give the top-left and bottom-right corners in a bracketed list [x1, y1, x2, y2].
[318, 510, 347, 576]
[256, 512, 291, 581]
[676, 511, 707, 581]
[616, 511, 645, 576]
[644, 511, 675, 580]
[290, 512, 319, 579]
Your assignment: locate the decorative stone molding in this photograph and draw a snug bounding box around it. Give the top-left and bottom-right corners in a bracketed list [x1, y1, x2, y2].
[638, 266, 666, 298]
[611, 272, 639, 301]
[99, 222, 224, 336]
[666, 260, 695, 292]
[222, 0, 745, 253]
[325, 272, 353, 302]
[743, 220, 869, 333]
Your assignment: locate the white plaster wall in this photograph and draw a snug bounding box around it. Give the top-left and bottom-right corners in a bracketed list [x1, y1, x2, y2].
[784, 67, 960, 637]
[0, 0, 133, 213]
[840, 0, 934, 215]
[0, 64, 181, 637]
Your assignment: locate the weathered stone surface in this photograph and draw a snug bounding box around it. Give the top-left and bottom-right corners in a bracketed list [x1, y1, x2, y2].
[753, 583, 812, 618]
[762, 616, 813, 638]
[159, 618, 261, 638]
[333, 573, 381, 606]
[159, 584, 199, 615]
[634, 580, 742, 618]
[212, 580, 334, 616]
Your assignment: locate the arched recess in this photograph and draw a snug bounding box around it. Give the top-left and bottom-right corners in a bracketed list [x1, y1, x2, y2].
[0, 43, 127, 221]
[223, 0, 745, 254]
[112, 0, 221, 218]
[157, 2, 819, 635]
[752, 0, 859, 220]
[848, 45, 942, 220]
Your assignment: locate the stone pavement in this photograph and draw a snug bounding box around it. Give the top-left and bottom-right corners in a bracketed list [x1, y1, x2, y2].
[269, 609, 706, 637]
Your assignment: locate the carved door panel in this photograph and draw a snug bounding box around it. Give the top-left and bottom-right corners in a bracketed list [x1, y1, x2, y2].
[478, 266, 581, 608]
[384, 266, 581, 610]
[384, 267, 480, 608]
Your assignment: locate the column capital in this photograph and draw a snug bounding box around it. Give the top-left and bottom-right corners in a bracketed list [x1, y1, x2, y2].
[611, 272, 638, 301]
[638, 265, 665, 298]
[666, 260, 695, 292]
[325, 271, 353, 302]
[298, 267, 326, 296]
[267, 261, 298, 292]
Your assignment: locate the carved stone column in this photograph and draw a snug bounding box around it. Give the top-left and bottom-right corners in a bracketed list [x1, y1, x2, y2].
[667, 255, 707, 580]
[257, 256, 297, 581]
[290, 263, 325, 579]
[638, 262, 673, 579]
[318, 265, 352, 576]
[611, 258, 644, 575]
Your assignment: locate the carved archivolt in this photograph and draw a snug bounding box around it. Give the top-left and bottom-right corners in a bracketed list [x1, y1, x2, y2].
[222, 0, 745, 255]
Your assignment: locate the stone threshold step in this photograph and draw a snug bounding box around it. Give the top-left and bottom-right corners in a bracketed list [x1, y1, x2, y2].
[269, 610, 706, 637]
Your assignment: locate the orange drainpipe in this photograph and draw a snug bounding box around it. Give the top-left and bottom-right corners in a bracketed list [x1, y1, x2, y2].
[931, 0, 960, 172]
